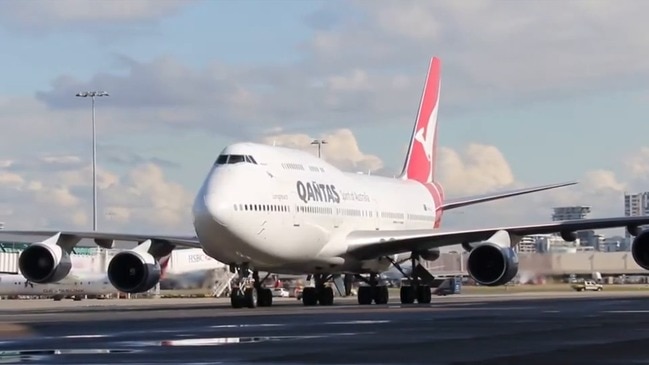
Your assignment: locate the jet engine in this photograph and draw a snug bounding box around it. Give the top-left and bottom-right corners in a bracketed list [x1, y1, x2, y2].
[107, 250, 161, 293]
[631, 229, 649, 270]
[18, 242, 72, 284]
[466, 230, 519, 286]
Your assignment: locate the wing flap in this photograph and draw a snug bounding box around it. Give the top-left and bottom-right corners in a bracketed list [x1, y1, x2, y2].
[346, 216, 649, 260]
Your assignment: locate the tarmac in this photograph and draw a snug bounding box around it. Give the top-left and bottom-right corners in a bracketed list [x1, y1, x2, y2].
[0, 291, 649, 364]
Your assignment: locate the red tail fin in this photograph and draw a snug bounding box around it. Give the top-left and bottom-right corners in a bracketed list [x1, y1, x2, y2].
[399, 57, 444, 227]
[400, 57, 441, 184]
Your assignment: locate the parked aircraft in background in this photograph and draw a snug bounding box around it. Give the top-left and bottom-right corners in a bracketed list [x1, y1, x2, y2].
[0, 250, 172, 300]
[6, 56, 649, 309]
[0, 270, 113, 301]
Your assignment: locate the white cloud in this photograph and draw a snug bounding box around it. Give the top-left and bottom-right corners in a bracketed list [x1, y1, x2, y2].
[261, 128, 384, 173]
[437, 144, 515, 195]
[0, 0, 191, 33]
[0, 156, 193, 233]
[307, 0, 649, 107]
[25, 0, 649, 144]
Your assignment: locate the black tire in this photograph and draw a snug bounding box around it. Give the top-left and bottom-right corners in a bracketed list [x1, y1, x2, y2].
[302, 287, 318, 306]
[244, 288, 257, 308]
[357, 286, 373, 305]
[318, 287, 335, 306]
[400, 286, 415, 304]
[230, 291, 243, 308]
[416, 285, 432, 304]
[257, 288, 273, 307]
[373, 286, 389, 304]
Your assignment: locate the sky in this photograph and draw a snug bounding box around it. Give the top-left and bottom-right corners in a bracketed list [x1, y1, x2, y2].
[1, 0, 649, 239]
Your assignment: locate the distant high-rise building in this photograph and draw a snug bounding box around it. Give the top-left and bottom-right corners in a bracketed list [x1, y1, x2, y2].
[551, 206, 595, 248]
[624, 192, 649, 216]
[623, 192, 649, 245]
[515, 236, 537, 253]
[552, 206, 591, 221]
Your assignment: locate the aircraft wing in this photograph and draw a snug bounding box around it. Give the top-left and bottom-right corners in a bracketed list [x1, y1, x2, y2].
[0, 230, 200, 256]
[345, 216, 649, 260]
[439, 181, 577, 211]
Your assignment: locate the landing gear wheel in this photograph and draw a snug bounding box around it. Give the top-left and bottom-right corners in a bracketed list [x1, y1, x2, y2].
[373, 286, 389, 305]
[302, 287, 318, 306]
[244, 288, 257, 308]
[357, 286, 373, 305]
[400, 286, 415, 304]
[318, 287, 334, 306]
[416, 285, 431, 304]
[257, 288, 273, 307]
[230, 290, 244, 308]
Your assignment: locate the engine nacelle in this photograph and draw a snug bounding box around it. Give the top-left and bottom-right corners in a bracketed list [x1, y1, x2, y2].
[631, 230, 649, 270]
[18, 242, 72, 284]
[560, 231, 577, 242]
[107, 250, 161, 293]
[466, 242, 519, 286]
[414, 248, 441, 261]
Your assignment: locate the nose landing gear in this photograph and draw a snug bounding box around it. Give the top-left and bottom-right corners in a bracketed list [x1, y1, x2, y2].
[228, 264, 274, 308]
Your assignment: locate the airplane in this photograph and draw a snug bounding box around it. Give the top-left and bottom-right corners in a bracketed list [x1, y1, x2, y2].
[0, 270, 113, 301]
[0, 249, 173, 301]
[5, 56, 649, 309]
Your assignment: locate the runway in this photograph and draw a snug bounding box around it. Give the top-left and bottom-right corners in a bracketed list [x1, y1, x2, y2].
[1, 291, 649, 364]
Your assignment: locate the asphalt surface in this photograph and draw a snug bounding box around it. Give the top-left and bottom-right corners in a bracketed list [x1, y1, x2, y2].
[0, 291, 648, 364]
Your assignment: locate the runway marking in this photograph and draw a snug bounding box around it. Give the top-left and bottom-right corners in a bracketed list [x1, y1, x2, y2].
[543, 310, 560, 313]
[148, 332, 369, 347]
[63, 334, 110, 339]
[324, 320, 391, 325]
[210, 323, 286, 329]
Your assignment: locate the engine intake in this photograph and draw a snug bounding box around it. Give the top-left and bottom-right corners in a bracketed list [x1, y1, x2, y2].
[18, 243, 72, 284]
[631, 230, 649, 270]
[467, 242, 519, 286]
[107, 251, 161, 293]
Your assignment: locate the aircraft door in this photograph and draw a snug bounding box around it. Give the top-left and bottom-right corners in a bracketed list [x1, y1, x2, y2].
[371, 196, 380, 230]
[290, 191, 303, 227]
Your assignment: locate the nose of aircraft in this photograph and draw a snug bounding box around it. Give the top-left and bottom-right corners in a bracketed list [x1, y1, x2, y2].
[192, 168, 232, 226]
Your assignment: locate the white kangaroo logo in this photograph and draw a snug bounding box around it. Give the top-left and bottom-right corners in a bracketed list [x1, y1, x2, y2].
[413, 98, 438, 180]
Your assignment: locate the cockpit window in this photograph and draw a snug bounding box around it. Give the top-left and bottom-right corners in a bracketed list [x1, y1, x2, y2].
[228, 155, 245, 164]
[214, 154, 258, 166]
[215, 155, 228, 164]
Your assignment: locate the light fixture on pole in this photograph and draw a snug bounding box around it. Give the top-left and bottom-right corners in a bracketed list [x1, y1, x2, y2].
[310, 139, 327, 158]
[75, 90, 109, 232]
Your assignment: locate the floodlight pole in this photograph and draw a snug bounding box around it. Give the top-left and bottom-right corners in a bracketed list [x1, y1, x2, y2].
[75, 91, 109, 231]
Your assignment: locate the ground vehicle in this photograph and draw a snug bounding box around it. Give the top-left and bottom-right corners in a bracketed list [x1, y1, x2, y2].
[571, 280, 603, 291]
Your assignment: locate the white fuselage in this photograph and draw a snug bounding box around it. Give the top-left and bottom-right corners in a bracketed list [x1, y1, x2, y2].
[0, 271, 113, 297]
[192, 143, 440, 275]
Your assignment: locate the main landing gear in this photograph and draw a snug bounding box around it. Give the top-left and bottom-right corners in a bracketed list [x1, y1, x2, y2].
[301, 274, 334, 306]
[355, 273, 389, 305]
[387, 255, 432, 305]
[228, 264, 274, 308]
[300, 273, 388, 306]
